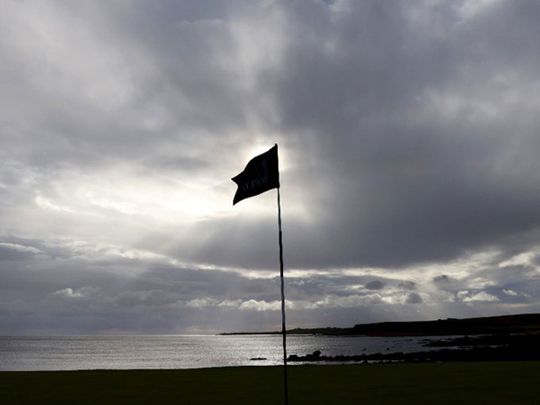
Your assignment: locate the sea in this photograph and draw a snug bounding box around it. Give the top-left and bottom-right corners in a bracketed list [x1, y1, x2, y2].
[0, 334, 440, 371]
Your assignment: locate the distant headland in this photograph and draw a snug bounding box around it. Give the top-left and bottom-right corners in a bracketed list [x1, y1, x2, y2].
[220, 313, 540, 337]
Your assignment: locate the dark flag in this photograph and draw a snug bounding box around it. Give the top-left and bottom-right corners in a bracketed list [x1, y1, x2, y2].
[232, 144, 280, 205]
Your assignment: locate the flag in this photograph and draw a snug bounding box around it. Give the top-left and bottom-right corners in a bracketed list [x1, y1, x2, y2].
[232, 144, 280, 205]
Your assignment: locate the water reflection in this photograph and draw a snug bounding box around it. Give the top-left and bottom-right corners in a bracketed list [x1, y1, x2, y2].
[0, 335, 442, 371]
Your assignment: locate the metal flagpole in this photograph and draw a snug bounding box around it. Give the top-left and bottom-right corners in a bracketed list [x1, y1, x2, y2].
[277, 186, 289, 405]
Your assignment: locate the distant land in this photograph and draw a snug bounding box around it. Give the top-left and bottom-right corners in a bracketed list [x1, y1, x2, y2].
[221, 313, 540, 337]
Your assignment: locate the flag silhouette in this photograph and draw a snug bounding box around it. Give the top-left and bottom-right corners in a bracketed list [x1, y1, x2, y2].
[232, 144, 280, 205]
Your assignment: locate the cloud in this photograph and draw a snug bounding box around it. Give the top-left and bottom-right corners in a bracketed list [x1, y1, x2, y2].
[0, 242, 43, 260]
[0, 239, 538, 334]
[1, 0, 540, 333]
[460, 291, 499, 303]
[503, 289, 518, 297]
[405, 292, 424, 304]
[364, 280, 385, 290]
[52, 288, 87, 299]
[433, 275, 453, 288]
[398, 281, 417, 291]
[240, 299, 281, 311]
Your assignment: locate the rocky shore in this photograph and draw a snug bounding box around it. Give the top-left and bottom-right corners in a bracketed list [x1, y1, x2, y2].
[287, 333, 540, 363]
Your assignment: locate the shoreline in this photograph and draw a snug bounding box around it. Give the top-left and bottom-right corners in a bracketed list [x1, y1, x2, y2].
[1, 359, 539, 373]
[3, 332, 539, 372]
[3, 353, 540, 373]
[288, 332, 540, 363]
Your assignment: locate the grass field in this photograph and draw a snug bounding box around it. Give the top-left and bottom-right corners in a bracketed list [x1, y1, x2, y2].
[1, 361, 539, 404]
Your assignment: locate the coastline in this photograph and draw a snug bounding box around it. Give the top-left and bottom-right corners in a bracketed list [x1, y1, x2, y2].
[221, 313, 540, 337]
[288, 332, 540, 364]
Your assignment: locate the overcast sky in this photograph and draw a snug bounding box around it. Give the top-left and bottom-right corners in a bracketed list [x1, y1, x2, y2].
[1, 0, 540, 335]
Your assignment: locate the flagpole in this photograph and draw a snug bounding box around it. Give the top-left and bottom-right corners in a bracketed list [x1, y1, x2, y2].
[277, 186, 289, 405]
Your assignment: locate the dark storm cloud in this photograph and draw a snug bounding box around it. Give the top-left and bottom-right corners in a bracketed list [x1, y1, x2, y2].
[257, 0, 540, 269]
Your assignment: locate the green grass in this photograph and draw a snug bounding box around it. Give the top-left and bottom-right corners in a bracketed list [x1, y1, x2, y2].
[1, 362, 539, 404]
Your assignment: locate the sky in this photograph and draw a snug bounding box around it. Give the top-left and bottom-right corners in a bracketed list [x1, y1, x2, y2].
[1, 0, 540, 335]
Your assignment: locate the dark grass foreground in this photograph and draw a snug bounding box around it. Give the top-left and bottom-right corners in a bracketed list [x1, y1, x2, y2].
[1, 362, 539, 405]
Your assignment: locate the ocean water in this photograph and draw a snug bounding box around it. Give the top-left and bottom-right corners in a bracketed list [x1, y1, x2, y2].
[0, 334, 436, 371]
